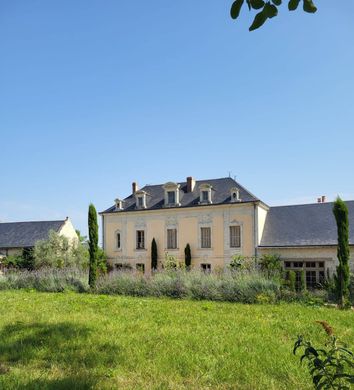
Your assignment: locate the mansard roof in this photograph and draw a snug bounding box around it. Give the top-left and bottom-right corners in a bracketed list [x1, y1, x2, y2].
[102, 177, 260, 213]
[0, 220, 66, 249]
[260, 201, 354, 247]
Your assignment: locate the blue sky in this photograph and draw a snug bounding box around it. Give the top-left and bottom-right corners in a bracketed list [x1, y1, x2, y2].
[1, 1, 353, 235]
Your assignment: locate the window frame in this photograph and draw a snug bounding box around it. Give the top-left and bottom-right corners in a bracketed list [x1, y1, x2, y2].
[200, 227, 211, 249]
[167, 228, 178, 249]
[229, 225, 241, 248]
[136, 230, 145, 250]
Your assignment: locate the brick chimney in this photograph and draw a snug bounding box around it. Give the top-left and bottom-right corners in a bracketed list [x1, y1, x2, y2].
[132, 182, 138, 194]
[186, 176, 196, 192]
[321, 195, 326, 203]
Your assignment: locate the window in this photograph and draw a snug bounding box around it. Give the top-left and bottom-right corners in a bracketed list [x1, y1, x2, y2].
[137, 197, 143, 207]
[136, 230, 145, 249]
[167, 191, 176, 204]
[167, 229, 177, 249]
[116, 232, 121, 249]
[115, 263, 123, 270]
[136, 263, 145, 273]
[201, 227, 211, 248]
[284, 260, 326, 289]
[201, 263, 211, 273]
[230, 226, 241, 248]
[202, 191, 209, 202]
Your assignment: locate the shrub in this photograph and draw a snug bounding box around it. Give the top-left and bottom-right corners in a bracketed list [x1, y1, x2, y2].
[0, 268, 88, 293]
[300, 269, 307, 293]
[184, 244, 191, 269]
[151, 238, 158, 271]
[294, 321, 354, 389]
[258, 254, 282, 277]
[288, 270, 296, 292]
[94, 269, 281, 303]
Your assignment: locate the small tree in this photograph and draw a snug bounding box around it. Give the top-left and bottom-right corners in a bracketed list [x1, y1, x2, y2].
[88, 203, 99, 288]
[288, 270, 296, 292]
[333, 197, 350, 307]
[184, 243, 191, 269]
[151, 238, 158, 271]
[300, 269, 307, 293]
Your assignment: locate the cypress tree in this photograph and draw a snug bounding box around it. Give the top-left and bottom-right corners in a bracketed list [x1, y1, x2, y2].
[184, 243, 191, 269]
[288, 270, 296, 292]
[151, 238, 158, 271]
[333, 197, 350, 307]
[88, 203, 99, 288]
[300, 269, 307, 293]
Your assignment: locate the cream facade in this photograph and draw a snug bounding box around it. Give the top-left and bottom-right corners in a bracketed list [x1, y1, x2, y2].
[101, 177, 354, 283]
[102, 202, 268, 273]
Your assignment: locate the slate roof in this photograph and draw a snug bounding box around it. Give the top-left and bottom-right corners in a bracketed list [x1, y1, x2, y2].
[0, 220, 66, 249]
[101, 177, 260, 214]
[260, 201, 354, 247]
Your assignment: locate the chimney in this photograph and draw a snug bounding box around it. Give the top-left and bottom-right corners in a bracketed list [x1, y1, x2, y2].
[317, 198, 322, 203]
[187, 176, 196, 192]
[132, 182, 138, 194]
[321, 195, 326, 203]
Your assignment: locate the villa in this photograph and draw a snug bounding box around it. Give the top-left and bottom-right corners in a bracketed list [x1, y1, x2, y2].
[100, 176, 354, 287]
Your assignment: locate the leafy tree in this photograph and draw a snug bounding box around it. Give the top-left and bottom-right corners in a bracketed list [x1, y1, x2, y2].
[151, 238, 158, 271]
[34, 231, 88, 269]
[333, 197, 351, 308]
[230, 0, 317, 31]
[88, 203, 99, 288]
[184, 243, 191, 269]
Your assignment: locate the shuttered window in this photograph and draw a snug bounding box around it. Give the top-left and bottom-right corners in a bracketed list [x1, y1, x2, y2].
[201, 227, 211, 248]
[167, 229, 177, 249]
[230, 226, 241, 248]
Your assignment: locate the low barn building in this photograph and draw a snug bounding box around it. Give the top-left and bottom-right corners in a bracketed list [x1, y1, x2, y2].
[0, 218, 78, 258]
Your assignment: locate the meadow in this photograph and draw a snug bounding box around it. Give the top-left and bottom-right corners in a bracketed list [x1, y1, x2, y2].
[0, 290, 353, 390]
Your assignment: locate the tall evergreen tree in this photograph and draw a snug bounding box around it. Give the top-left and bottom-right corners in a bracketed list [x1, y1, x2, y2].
[184, 243, 191, 269]
[151, 238, 158, 271]
[88, 203, 99, 288]
[333, 197, 350, 307]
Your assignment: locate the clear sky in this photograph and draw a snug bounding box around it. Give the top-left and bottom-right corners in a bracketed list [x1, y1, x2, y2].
[1, 1, 353, 236]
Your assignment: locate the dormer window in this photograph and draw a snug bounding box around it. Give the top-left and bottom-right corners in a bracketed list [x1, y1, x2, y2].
[230, 187, 241, 203]
[199, 184, 212, 204]
[167, 191, 176, 204]
[163, 182, 181, 207]
[115, 198, 123, 210]
[135, 190, 147, 209]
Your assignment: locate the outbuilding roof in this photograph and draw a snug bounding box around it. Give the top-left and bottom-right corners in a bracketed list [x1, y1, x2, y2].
[0, 220, 66, 249]
[260, 201, 354, 247]
[101, 177, 260, 213]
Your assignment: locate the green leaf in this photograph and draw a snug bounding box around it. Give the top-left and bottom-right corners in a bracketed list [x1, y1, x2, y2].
[250, 0, 265, 10]
[230, 0, 245, 19]
[249, 9, 267, 31]
[272, 0, 282, 5]
[288, 0, 301, 11]
[263, 3, 278, 18]
[303, 0, 317, 13]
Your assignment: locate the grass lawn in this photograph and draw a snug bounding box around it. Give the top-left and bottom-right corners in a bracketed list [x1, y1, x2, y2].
[0, 291, 353, 390]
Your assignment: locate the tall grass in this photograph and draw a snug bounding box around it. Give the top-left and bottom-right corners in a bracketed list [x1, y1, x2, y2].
[94, 269, 281, 303]
[0, 267, 88, 292]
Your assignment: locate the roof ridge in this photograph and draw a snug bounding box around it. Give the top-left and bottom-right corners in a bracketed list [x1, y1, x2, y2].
[269, 200, 354, 209]
[0, 220, 66, 225]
